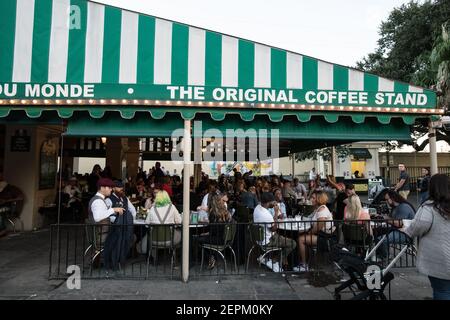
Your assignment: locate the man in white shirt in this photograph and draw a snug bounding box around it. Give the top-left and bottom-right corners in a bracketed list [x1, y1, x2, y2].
[89, 178, 124, 224]
[253, 192, 296, 272]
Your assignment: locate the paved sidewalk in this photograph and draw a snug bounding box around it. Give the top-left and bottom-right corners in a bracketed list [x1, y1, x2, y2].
[0, 229, 433, 300]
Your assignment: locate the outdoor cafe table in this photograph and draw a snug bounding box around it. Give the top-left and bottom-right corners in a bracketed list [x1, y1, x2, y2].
[277, 218, 312, 233]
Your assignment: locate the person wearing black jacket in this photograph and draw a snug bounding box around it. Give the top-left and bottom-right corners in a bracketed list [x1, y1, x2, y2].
[417, 168, 431, 204]
[103, 181, 136, 273]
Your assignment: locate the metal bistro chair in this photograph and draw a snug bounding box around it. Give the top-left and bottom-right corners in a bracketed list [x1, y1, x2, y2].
[246, 224, 283, 272]
[342, 222, 373, 257]
[84, 220, 105, 272]
[200, 223, 238, 273]
[146, 224, 178, 279]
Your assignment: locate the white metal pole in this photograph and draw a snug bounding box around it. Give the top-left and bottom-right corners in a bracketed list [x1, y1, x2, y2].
[182, 120, 191, 282]
[429, 121, 438, 175]
[331, 146, 337, 176]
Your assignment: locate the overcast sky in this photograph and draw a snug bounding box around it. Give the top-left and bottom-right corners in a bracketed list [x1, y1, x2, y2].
[94, 0, 413, 67]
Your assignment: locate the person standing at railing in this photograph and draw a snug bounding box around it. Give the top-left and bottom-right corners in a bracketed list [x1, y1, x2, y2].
[417, 168, 431, 205]
[89, 178, 124, 224]
[404, 174, 450, 300]
[375, 190, 415, 260]
[103, 180, 136, 271]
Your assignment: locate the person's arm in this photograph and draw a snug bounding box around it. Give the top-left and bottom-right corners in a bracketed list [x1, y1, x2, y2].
[311, 217, 330, 234]
[394, 179, 405, 191]
[173, 207, 182, 224]
[301, 184, 307, 199]
[404, 206, 433, 238]
[127, 200, 137, 219]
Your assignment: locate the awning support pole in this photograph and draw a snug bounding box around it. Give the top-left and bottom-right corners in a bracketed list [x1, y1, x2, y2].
[429, 121, 438, 175]
[331, 146, 337, 176]
[182, 120, 191, 283]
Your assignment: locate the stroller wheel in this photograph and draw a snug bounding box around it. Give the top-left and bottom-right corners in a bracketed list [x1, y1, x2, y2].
[334, 293, 341, 300]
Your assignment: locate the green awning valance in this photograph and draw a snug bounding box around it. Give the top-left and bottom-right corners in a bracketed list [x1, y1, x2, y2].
[63, 111, 411, 142]
[0, 107, 420, 125]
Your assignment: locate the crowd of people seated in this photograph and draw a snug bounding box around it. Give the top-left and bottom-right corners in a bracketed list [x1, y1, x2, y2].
[56, 163, 425, 276]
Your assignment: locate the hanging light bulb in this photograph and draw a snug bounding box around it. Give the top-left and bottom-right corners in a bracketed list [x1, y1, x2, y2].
[101, 137, 107, 144]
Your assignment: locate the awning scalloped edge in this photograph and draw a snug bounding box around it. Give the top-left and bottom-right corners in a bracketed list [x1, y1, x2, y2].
[0, 107, 422, 125]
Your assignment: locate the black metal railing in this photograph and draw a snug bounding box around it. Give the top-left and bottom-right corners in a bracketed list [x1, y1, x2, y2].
[49, 218, 416, 280]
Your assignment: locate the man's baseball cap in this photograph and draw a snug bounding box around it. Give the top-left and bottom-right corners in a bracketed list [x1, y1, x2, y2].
[97, 178, 115, 188]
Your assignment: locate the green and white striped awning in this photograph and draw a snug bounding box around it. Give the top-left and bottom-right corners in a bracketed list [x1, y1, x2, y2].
[0, 0, 441, 122]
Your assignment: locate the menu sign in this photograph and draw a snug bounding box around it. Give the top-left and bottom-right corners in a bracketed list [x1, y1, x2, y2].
[11, 130, 30, 152]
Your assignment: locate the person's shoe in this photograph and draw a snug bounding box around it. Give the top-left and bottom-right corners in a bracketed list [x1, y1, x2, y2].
[271, 262, 283, 273]
[257, 255, 265, 264]
[207, 256, 216, 270]
[264, 259, 274, 270]
[293, 264, 309, 273]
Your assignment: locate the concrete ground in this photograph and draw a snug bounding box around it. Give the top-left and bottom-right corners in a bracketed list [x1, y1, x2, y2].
[0, 227, 433, 300]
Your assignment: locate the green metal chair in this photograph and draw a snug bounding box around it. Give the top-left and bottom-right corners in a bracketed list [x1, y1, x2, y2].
[200, 223, 237, 273]
[246, 224, 283, 272]
[146, 224, 178, 279]
[84, 219, 105, 273]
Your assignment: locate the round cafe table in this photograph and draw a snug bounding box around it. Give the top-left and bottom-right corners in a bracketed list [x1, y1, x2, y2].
[277, 218, 312, 233]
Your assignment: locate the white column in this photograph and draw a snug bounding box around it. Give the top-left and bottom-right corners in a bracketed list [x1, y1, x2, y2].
[331, 146, 337, 176]
[429, 121, 438, 175]
[182, 120, 191, 283]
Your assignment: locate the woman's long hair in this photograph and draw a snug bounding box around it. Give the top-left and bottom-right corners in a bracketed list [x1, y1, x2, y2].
[428, 174, 450, 219]
[346, 195, 362, 220]
[209, 193, 229, 222]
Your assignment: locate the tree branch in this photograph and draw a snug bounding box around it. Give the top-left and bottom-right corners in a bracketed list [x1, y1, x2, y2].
[414, 132, 450, 151]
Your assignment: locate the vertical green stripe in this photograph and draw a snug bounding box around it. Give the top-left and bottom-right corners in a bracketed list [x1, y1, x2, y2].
[31, 0, 53, 82]
[101, 6, 121, 83]
[66, 0, 87, 83]
[238, 40, 254, 88]
[394, 81, 409, 92]
[271, 48, 286, 88]
[137, 15, 155, 84]
[205, 32, 221, 87]
[171, 23, 189, 85]
[0, 0, 17, 82]
[333, 65, 348, 91]
[364, 73, 378, 92]
[302, 56, 317, 90]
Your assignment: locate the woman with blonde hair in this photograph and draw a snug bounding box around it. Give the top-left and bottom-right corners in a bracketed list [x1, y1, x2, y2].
[344, 194, 372, 235]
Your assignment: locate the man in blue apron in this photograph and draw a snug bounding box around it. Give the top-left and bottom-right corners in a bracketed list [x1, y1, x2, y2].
[103, 180, 137, 272]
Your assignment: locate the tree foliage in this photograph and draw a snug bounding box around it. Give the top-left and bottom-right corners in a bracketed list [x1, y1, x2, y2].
[356, 0, 450, 150]
[294, 146, 351, 162]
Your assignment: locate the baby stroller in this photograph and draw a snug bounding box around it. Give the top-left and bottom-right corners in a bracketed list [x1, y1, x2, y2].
[331, 230, 414, 300]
